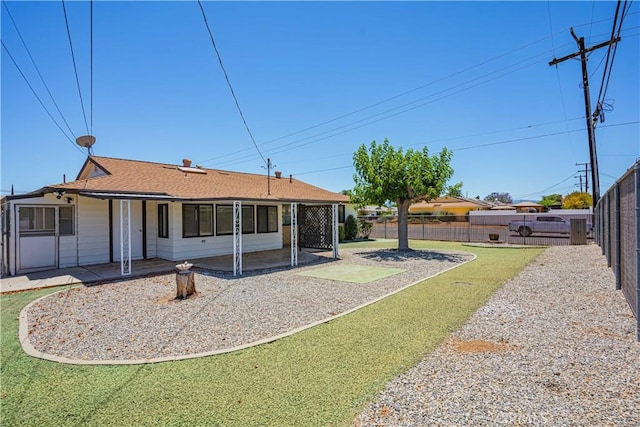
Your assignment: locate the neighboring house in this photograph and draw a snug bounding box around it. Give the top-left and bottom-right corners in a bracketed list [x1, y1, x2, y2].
[409, 196, 494, 216]
[510, 201, 546, 213]
[357, 205, 397, 218]
[1, 156, 353, 276]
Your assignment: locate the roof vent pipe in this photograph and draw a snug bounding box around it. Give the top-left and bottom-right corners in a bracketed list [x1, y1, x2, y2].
[182, 158, 192, 167]
[289, 174, 292, 183]
[275, 171, 282, 179]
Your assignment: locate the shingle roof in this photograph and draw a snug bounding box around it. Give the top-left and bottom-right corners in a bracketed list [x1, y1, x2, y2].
[410, 196, 493, 210]
[46, 156, 349, 203]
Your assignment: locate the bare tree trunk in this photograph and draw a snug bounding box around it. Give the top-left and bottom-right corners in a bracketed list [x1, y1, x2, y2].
[176, 271, 196, 299]
[397, 199, 411, 251]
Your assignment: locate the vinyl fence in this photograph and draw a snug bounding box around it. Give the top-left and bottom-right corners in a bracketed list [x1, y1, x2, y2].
[594, 160, 639, 340]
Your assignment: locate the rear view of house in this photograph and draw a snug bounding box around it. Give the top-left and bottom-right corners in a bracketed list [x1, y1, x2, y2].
[1, 156, 352, 276]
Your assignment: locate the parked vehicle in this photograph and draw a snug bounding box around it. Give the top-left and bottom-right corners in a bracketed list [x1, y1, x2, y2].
[508, 215, 591, 237]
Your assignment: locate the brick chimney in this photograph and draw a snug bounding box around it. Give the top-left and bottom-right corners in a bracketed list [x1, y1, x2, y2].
[182, 158, 192, 167]
[275, 171, 282, 179]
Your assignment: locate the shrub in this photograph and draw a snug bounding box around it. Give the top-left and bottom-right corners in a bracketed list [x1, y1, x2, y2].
[338, 224, 346, 242]
[344, 215, 358, 240]
[359, 221, 373, 238]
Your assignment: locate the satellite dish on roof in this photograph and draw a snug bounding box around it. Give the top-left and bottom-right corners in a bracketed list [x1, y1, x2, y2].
[76, 135, 96, 156]
[76, 135, 96, 148]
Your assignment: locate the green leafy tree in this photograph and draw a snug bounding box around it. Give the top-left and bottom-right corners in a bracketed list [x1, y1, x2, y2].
[483, 192, 513, 204]
[562, 191, 593, 209]
[446, 182, 464, 197]
[539, 194, 563, 209]
[352, 139, 455, 251]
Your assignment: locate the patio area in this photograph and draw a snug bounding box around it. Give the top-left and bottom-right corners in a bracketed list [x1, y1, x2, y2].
[0, 247, 331, 294]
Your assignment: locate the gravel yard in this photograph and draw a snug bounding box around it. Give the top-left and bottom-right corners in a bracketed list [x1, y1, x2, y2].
[22, 247, 472, 363]
[355, 244, 640, 426]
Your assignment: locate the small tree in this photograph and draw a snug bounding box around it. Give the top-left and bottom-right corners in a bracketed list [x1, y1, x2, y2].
[484, 192, 513, 204]
[562, 191, 593, 209]
[446, 182, 464, 197]
[344, 215, 358, 240]
[353, 139, 455, 251]
[539, 194, 563, 209]
[359, 220, 373, 239]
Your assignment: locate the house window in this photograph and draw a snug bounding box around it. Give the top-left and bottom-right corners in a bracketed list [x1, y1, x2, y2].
[257, 205, 278, 233]
[59, 206, 75, 236]
[158, 204, 169, 238]
[182, 204, 213, 237]
[216, 205, 254, 235]
[338, 205, 345, 223]
[282, 204, 291, 226]
[19, 207, 55, 236]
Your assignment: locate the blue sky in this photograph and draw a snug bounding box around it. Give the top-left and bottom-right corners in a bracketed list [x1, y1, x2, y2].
[2, 1, 639, 201]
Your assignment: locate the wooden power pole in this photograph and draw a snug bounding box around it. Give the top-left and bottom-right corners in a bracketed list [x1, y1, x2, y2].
[549, 28, 620, 203]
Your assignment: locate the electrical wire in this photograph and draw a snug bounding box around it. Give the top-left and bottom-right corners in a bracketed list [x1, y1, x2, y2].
[214, 55, 550, 169]
[547, 0, 580, 163]
[197, 0, 266, 165]
[1, 41, 86, 155]
[290, 121, 639, 177]
[196, 39, 563, 166]
[61, 0, 90, 136]
[595, 0, 622, 106]
[200, 26, 636, 169]
[2, 2, 76, 138]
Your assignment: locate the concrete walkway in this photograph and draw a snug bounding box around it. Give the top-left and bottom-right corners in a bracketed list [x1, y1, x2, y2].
[0, 247, 331, 294]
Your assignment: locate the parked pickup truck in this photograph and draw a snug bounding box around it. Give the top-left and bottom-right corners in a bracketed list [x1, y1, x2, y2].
[508, 215, 591, 237]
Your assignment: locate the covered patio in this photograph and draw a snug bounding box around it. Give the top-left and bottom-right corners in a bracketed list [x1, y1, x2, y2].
[0, 247, 332, 294]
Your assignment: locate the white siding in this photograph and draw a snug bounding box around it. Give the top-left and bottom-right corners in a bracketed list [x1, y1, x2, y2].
[345, 204, 357, 220]
[145, 201, 158, 259]
[77, 197, 110, 265]
[58, 236, 77, 268]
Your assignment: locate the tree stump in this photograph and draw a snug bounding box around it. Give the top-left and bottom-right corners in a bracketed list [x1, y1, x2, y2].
[176, 270, 196, 299]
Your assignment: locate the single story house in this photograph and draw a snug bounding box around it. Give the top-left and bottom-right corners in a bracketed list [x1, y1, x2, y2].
[509, 201, 546, 213]
[1, 156, 353, 276]
[357, 205, 398, 218]
[409, 196, 494, 216]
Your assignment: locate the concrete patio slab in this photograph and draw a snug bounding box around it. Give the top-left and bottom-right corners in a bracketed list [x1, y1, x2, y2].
[0, 247, 333, 293]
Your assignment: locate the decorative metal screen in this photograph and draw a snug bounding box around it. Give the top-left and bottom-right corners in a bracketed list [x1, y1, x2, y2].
[233, 201, 242, 276]
[298, 205, 334, 250]
[291, 203, 298, 266]
[120, 200, 131, 276]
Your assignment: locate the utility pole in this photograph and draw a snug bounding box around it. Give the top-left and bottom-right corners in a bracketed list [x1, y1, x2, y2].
[549, 28, 620, 203]
[576, 162, 590, 194]
[262, 158, 276, 195]
[575, 174, 584, 192]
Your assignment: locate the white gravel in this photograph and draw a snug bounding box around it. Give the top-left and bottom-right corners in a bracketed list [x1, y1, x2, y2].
[354, 244, 640, 426]
[23, 248, 472, 362]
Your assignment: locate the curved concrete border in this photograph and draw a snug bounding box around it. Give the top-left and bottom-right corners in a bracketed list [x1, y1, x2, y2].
[19, 251, 476, 365]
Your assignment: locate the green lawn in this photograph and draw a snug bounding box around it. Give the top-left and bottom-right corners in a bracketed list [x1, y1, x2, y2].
[1, 240, 543, 427]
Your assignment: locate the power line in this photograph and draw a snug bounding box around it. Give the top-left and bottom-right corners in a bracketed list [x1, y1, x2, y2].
[1, 40, 85, 155]
[61, 0, 90, 136]
[291, 121, 639, 177]
[197, 0, 266, 165]
[2, 2, 76, 138]
[196, 39, 562, 166]
[594, 0, 633, 126]
[209, 53, 549, 169]
[515, 173, 577, 199]
[200, 26, 638, 170]
[595, 0, 622, 106]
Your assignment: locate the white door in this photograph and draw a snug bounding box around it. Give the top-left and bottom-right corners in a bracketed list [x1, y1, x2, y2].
[17, 206, 57, 272]
[112, 200, 144, 261]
